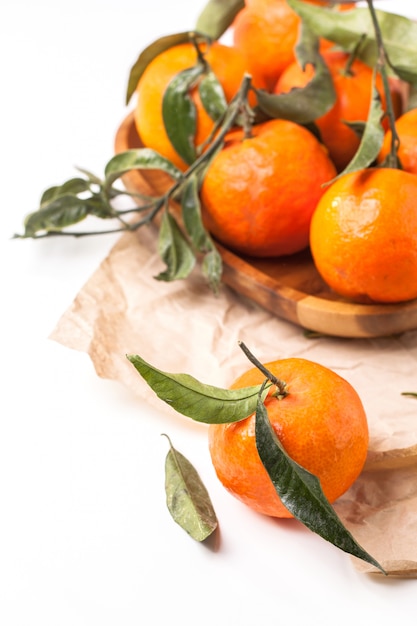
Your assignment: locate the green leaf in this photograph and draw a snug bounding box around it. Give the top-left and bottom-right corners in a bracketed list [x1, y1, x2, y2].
[198, 70, 228, 122]
[180, 175, 223, 292]
[22, 195, 92, 236]
[181, 175, 212, 251]
[126, 353, 270, 424]
[407, 85, 417, 111]
[201, 247, 223, 295]
[195, 0, 244, 40]
[332, 81, 385, 180]
[255, 23, 336, 124]
[104, 148, 183, 190]
[254, 385, 386, 574]
[163, 434, 218, 541]
[287, 0, 417, 85]
[162, 65, 204, 166]
[40, 177, 92, 205]
[156, 211, 196, 281]
[125, 31, 193, 104]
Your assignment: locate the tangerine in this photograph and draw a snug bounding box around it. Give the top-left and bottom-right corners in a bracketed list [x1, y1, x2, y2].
[232, 0, 301, 90]
[274, 50, 388, 171]
[200, 118, 337, 257]
[134, 41, 267, 170]
[378, 107, 417, 175]
[209, 357, 369, 518]
[310, 167, 417, 303]
[232, 0, 355, 91]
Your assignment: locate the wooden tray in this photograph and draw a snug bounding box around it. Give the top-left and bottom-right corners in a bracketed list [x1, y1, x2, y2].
[114, 112, 417, 339]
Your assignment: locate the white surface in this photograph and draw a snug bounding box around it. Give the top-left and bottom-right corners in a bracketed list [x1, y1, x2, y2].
[2, 1, 417, 624]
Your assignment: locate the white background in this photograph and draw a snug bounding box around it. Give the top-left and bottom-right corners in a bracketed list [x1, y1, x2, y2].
[2, 1, 417, 624]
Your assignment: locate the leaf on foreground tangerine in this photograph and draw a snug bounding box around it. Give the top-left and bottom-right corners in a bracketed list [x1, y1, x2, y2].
[126, 353, 270, 423]
[255, 23, 336, 124]
[288, 0, 417, 85]
[254, 383, 386, 574]
[128, 351, 385, 570]
[195, 0, 244, 40]
[163, 434, 218, 541]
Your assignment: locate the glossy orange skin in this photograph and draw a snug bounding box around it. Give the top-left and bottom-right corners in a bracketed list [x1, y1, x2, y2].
[200, 119, 337, 258]
[310, 167, 417, 303]
[275, 51, 387, 172]
[134, 42, 267, 170]
[378, 107, 417, 175]
[209, 358, 369, 518]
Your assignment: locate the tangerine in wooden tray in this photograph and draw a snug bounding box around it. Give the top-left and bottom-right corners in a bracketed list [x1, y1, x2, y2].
[115, 112, 417, 340]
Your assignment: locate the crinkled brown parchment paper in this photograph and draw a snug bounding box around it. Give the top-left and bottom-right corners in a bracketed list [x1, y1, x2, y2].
[50, 225, 417, 578]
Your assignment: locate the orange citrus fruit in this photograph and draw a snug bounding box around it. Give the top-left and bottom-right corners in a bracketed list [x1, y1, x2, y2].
[200, 118, 337, 257]
[232, 0, 355, 91]
[232, 0, 301, 90]
[134, 41, 267, 170]
[209, 357, 369, 518]
[378, 107, 417, 175]
[274, 50, 388, 171]
[310, 167, 417, 303]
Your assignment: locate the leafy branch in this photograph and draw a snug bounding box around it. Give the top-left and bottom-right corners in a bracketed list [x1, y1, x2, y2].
[16, 70, 256, 292]
[15, 1, 417, 292]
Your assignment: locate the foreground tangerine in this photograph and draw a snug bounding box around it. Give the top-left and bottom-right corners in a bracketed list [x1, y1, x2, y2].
[310, 167, 417, 303]
[209, 358, 369, 518]
[378, 107, 417, 175]
[274, 50, 388, 171]
[200, 118, 336, 257]
[134, 41, 266, 170]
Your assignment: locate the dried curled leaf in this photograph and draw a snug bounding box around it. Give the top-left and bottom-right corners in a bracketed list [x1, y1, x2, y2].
[163, 435, 218, 542]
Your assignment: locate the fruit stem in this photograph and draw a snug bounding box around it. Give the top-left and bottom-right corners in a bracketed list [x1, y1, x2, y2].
[238, 341, 289, 399]
[343, 34, 366, 76]
[187, 73, 254, 172]
[365, 0, 401, 167]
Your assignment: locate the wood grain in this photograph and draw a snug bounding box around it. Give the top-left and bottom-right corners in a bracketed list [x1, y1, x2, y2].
[114, 112, 417, 339]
